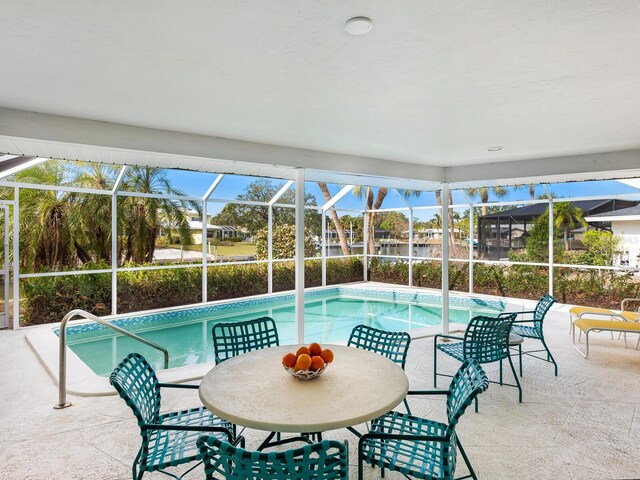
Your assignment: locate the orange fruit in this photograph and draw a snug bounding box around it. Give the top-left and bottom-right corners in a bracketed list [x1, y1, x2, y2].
[309, 342, 322, 356]
[295, 354, 312, 371]
[282, 352, 297, 368]
[310, 356, 325, 371]
[296, 346, 311, 357]
[320, 348, 334, 364]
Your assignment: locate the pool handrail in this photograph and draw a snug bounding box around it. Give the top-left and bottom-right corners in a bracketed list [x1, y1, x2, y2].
[55, 309, 169, 409]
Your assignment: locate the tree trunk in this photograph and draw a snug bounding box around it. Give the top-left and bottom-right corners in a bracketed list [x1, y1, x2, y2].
[317, 182, 350, 256]
[368, 188, 388, 254]
[481, 190, 489, 216]
[564, 225, 570, 251]
[74, 240, 93, 264]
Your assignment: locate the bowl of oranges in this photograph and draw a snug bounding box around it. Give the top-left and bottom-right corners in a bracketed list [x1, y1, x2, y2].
[282, 343, 334, 380]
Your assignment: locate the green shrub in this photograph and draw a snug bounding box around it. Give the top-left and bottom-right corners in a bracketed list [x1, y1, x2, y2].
[20, 258, 364, 325]
[255, 224, 316, 260]
[21, 268, 112, 326]
[155, 236, 170, 248]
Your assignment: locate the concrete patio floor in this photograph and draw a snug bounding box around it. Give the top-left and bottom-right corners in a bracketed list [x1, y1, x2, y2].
[1, 303, 639, 480]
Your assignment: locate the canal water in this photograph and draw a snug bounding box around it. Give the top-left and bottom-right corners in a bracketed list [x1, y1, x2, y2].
[325, 244, 441, 258]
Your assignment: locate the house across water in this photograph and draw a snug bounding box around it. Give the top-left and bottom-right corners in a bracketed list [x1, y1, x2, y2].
[478, 199, 638, 260]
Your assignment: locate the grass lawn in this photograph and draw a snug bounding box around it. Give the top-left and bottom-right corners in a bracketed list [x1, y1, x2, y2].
[169, 243, 257, 256]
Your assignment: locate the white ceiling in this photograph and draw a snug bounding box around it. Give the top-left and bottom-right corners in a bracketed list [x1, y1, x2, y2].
[3, 1, 640, 168]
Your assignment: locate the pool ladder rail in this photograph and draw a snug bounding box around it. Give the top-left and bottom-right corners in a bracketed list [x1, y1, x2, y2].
[55, 309, 169, 410]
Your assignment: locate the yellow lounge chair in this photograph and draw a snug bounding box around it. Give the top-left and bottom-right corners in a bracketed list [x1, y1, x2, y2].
[569, 299, 639, 335]
[572, 319, 640, 358]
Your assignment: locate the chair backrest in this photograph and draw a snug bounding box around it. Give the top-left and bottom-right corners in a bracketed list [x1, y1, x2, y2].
[347, 324, 411, 368]
[212, 317, 279, 363]
[197, 436, 349, 480]
[446, 358, 489, 431]
[534, 294, 556, 321]
[463, 314, 515, 364]
[109, 353, 161, 426]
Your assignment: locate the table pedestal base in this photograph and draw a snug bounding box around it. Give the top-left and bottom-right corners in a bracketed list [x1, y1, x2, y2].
[257, 431, 323, 451]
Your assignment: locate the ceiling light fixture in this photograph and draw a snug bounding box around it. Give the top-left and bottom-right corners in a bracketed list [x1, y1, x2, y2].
[345, 17, 373, 35]
[487, 146, 503, 152]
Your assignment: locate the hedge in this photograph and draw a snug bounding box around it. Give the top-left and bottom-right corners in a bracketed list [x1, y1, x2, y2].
[19, 257, 640, 326]
[19, 257, 364, 326]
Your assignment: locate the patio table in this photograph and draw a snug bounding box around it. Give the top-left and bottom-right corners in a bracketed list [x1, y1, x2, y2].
[199, 344, 409, 445]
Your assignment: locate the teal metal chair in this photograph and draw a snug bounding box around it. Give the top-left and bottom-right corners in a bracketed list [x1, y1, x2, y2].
[348, 324, 412, 413]
[358, 358, 489, 480]
[212, 316, 302, 448]
[507, 294, 558, 376]
[197, 436, 349, 480]
[212, 316, 279, 364]
[434, 314, 521, 403]
[110, 353, 239, 480]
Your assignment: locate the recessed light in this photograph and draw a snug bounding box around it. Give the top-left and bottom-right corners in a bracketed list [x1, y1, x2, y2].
[345, 17, 373, 36]
[487, 146, 503, 152]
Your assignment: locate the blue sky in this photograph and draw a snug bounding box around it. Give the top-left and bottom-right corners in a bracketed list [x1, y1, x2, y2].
[166, 169, 640, 221]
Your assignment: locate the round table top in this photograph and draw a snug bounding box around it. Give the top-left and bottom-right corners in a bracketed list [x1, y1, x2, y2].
[199, 344, 409, 433]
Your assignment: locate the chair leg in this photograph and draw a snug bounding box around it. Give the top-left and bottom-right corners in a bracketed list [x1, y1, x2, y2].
[499, 359, 503, 385]
[132, 448, 142, 480]
[518, 343, 523, 377]
[540, 337, 558, 376]
[474, 396, 479, 413]
[507, 354, 522, 403]
[433, 337, 439, 388]
[403, 398, 412, 416]
[456, 437, 478, 480]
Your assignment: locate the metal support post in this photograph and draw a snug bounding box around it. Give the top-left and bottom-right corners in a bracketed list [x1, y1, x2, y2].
[408, 208, 414, 287]
[321, 211, 327, 286]
[268, 205, 273, 293]
[3, 207, 9, 327]
[363, 203, 369, 282]
[469, 206, 474, 293]
[201, 200, 207, 302]
[548, 198, 554, 296]
[12, 187, 19, 329]
[111, 166, 127, 315]
[294, 169, 305, 343]
[441, 184, 450, 335]
[202, 174, 224, 300]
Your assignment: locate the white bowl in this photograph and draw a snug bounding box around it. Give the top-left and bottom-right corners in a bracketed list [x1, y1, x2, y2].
[283, 363, 329, 380]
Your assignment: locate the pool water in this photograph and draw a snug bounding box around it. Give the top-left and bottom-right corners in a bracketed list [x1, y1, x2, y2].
[62, 287, 504, 376]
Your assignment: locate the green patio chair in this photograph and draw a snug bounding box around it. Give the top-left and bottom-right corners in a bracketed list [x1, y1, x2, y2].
[212, 316, 300, 447]
[358, 358, 489, 480]
[197, 436, 349, 480]
[434, 314, 521, 403]
[507, 294, 558, 376]
[110, 353, 240, 480]
[212, 316, 279, 364]
[347, 324, 412, 413]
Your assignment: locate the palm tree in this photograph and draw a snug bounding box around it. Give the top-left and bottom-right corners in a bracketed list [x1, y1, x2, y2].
[351, 187, 420, 254]
[16, 162, 77, 272]
[317, 182, 350, 255]
[465, 186, 508, 216]
[68, 164, 119, 263]
[553, 202, 588, 251]
[119, 167, 200, 264]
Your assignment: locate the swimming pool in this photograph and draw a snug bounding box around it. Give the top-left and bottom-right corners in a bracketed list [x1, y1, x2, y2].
[60, 286, 504, 376]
